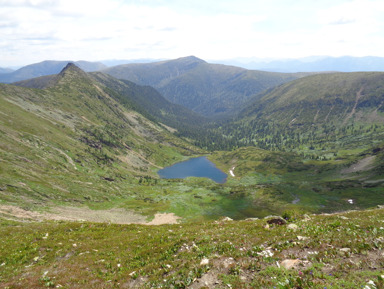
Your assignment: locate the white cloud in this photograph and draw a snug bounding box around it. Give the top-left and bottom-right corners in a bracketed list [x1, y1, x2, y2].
[1, 0, 384, 66]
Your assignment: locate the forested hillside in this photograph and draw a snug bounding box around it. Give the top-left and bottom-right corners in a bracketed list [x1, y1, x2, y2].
[205, 72, 384, 156]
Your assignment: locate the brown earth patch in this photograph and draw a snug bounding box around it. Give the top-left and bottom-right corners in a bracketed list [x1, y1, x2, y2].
[341, 155, 376, 174]
[0, 204, 180, 225]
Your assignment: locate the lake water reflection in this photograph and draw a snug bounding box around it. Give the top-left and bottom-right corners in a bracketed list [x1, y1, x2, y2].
[158, 156, 227, 183]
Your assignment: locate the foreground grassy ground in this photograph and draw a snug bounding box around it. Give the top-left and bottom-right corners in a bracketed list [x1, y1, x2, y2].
[1, 207, 384, 288]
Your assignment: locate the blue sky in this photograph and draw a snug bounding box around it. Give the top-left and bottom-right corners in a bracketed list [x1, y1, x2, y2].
[1, 0, 384, 66]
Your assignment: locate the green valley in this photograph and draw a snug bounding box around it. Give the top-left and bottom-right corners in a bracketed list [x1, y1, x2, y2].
[1, 63, 383, 221]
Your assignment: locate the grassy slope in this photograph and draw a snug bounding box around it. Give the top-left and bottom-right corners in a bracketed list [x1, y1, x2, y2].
[0, 64, 205, 216]
[1, 208, 384, 288]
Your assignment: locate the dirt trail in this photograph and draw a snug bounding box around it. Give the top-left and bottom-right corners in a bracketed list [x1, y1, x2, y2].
[0, 205, 180, 225]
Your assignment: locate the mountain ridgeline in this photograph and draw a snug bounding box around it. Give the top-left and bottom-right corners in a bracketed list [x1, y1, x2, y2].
[0, 63, 203, 210]
[0, 60, 106, 83]
[102, 56, 308, 116]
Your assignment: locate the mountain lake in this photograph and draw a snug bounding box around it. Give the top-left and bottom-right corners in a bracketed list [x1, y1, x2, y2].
[158, 156, 227, 183]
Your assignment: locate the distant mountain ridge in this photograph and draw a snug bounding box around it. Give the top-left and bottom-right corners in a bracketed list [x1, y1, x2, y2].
[102, 56, 307, 116]
[220, 56, 384, 72]
[0, 67, 14, 74]
[0, 60, 106, 83]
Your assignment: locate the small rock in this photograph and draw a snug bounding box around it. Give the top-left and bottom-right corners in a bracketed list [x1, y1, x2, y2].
[280, 259, 301, 270]
[222, 257, 235, 268]
[129, 271, 136, 276]
[258, 249, 274, 258]
[302, 214, 311, 221]
[339, 216, 349, 220]
[200, 258, 209, 266]
[72, 243, 77, 247]
[340, 248, 351, 253]
[287, 224, 298, 231]
[222, 217, 233, 221]
[297, 236, 309, 241]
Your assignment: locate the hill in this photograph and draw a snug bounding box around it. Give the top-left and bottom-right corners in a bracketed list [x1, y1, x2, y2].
[14, 68, 216, 144]
[0, 60, 106, 83]
[89, 72, 208, 137]
[102, 56, 307, 116]
[216, 72, 384, 155]
[0, 63, 212, 217]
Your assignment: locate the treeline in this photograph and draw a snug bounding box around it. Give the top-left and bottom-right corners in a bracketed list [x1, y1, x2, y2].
[178, 119, 384, 155]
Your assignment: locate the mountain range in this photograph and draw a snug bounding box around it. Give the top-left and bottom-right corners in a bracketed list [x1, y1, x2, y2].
[102, 56, 312, 116]
[0, 60, 106, 83]
[221, 56, 384, 72]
